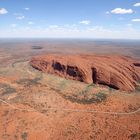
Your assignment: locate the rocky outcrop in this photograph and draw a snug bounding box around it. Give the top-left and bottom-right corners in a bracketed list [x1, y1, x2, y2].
[30, 54, 140, 91]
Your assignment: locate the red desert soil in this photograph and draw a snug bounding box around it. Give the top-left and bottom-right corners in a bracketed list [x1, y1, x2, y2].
[30, 54, 140, 91]
[0, 53, 140, 140]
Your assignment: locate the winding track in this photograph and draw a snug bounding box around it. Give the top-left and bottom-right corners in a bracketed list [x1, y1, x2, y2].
[0, 98, 140, 115]
[0, 59, 140, 116]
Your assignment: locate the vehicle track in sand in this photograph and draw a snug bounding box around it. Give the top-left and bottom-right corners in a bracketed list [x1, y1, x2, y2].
[0, 98, 140, 115]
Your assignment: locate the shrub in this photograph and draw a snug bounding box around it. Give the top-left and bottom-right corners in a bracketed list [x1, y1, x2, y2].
[21, 132, 28, 140]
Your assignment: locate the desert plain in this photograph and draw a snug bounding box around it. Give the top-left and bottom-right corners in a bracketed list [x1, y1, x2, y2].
[0, 39, 140, 140]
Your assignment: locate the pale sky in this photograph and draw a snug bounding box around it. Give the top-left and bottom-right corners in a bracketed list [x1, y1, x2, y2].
[0, 0, 140, 39]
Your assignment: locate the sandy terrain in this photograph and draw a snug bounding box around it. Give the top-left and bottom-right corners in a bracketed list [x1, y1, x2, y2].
[0, 39, 140, 140]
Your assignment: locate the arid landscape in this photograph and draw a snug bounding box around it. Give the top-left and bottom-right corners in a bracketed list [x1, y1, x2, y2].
[0, 39, 140, 140]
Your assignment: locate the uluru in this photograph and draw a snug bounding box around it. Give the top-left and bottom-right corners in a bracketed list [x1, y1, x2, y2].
[30, 54, 140, 92]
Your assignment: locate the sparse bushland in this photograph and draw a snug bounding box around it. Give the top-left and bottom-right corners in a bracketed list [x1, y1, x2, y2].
[0, 83, 16, 95]
[21, 132, 28, 140]
[59, 90, 107, 104]
[45, 76, 107, 104]
[81, 83, 95, 94]
[95, 92, 107, 102]
[129, 132, 140, 140]
[136, 86, 140, 92]
[58, 79, 71, 91]
[17, 78, 40, 87]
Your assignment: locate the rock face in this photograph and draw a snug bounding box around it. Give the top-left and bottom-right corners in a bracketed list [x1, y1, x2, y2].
[30, 54, 140, 91]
